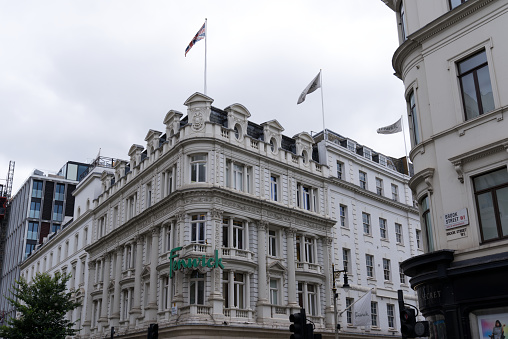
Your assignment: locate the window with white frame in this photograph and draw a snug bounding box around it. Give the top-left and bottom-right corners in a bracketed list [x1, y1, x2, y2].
[145, 182, 152, 208]
[163, 168, 175, 197]
[190, 154, 207, 183]
[376, 178, 383, 195]
[234, 272, 246, 309]
[371, 301, 378, 327]
[363, 148, 372, 160]
[339, 205, 348, 228]
[379, 155, 387, 167]
[347, 140, 356, 152]
[337, 161, 343, 180]
[399, 264, 406, 284]
[383, 258, 391, 281]
[346, 297, 354, 324]
[222, 272, 247, 309]
[391, 184, 399, 201]
[379, 218, 387, 239]
[298, 282, 318, 316]
[362, 212, 371, 235]
[342, 248, 351, 273]
[270, 175, 279, 201]
[387, 304, 395, 328]
[166, 225, 172, 252]
[407, 90, 420, 145]
[296, 235, 316, 264]
[222, 218, 244, 249]
[270, 278, 279, 305]
[395, 223, 403, 244]
[126, 194, 137, 220]
[189, 270, 205, 305]
[297, 183, 318, 212]
[191, 214, 206, 244]
[359, 171, 367, 189]
[268, 229, 278, 257]
[366, 254, 374, 278]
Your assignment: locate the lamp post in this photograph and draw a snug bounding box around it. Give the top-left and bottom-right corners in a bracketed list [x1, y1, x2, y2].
[332, 264, 350, 339]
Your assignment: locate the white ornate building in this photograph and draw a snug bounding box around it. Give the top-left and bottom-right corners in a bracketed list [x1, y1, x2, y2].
[20, 92, 422, 338]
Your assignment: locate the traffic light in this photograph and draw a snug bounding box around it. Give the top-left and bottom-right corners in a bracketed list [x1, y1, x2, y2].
[289, 310, 306, 339]
[147, 323, 159, 339]
[400, 307, 416, 338]
[305, 323, 314, 339]
[414, 320, 430, 337]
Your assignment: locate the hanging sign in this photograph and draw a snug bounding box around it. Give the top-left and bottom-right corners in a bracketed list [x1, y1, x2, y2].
[168, 246, 224, 278]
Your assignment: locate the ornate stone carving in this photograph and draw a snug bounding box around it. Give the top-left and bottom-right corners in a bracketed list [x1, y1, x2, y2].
[191, 108, 205, 131]
[210, 208, 223, 220]
[258, 220, 269, 231]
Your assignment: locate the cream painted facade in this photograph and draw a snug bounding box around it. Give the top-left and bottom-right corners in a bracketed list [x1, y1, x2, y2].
[21, 93, 420, 338]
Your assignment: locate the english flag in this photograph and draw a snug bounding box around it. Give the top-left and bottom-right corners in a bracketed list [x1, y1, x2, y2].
[185, 22, 206, 56]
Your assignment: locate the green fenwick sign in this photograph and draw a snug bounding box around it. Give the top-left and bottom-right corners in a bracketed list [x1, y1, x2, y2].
[168, 246, 224, 278]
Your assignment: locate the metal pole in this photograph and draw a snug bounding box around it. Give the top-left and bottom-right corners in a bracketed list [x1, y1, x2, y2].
[332, 263, 339, 339]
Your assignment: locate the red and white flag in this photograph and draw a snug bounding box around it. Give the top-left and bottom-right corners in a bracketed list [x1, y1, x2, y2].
[185, 22, 206, 56]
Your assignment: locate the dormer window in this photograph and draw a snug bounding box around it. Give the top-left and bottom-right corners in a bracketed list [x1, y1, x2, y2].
[347, 140, 356, 153]
[363, 148, 372, 160]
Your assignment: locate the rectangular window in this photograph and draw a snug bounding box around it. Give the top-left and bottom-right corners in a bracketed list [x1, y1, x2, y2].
[391, 184, 399, 201]
[339, 205, 347, 228]
[25, 243, 36, 259]
[53, 201, 64, 222]
[307, 284, 317, 316]
[189, 271, 205, 305]
[376, 178, 383, 195]
[190, 155, 207, 183]
[347, 140, 356, 152]
[342, 248, 351, 273]
[232, 164, 244, 191]
[379, 155, 387, 167]
[371, 301, 378, 327]
[346, 298, 354, 324]
[399, 264, 406, 284]
[268, 230, 277, 257]
[379, 218, 387, 239]
[27, 222, 39, 241]
[270, 175, 278, 201]
[395, 223, 403, 244]
[362, 212, 371, 235]
[233, 273, 245, 309]
[146, 183, 152, 208]
[191, 214, 206, 244]
[473, 168, 508, 242]
[297, 183, 317, 212]
[359, 171, 367, 190]
[304, 237, 314, 263]
[416, 229, 422, 249]
[32, 180, 43, 198]
[296, 235, 315, 263]
[337, 161, 343, 180]
[421, 195, 434, 251]
[387, 304, 395, 328]
[449, 0, 468, 10]
[163, 276, 170, 309]
[363, 148, 372, 160]
[270, 279, 279, 305]
[383, 258, 391, 281]
[29, 200, 41, 218]
[366, 254, 374, 278]
[408, 91, 420, 145]
[458, 50, 494, 120]
[55, 183, 65, 201]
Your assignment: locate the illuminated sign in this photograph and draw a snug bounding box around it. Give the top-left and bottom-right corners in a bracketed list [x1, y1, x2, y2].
[168, 246, 224, 278]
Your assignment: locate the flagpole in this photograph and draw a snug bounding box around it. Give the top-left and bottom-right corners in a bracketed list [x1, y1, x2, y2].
[320, 69, 327, 140]
[204, 18, 207, 96]
[401, 115, 409, 174]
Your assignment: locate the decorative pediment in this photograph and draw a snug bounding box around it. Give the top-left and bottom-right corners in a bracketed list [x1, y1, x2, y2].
[114, 160, 127, 180]
[144, 129, 162, 156]
[225, 103, 251, 141]
[261, 120, 284, 154]
[163, 110, 184, 137]
[293, 132, 314, 161]
[141, 265, 151, 277]
[128, 144, 144, 167]
[267, 260, 286, 273]
[184, 93, 214, 132]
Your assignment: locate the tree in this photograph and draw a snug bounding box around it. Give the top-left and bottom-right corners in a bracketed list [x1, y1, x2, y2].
[0, 271, 81, 339]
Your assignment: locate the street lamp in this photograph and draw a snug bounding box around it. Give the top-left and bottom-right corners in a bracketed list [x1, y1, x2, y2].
[332, 264, 350, 339]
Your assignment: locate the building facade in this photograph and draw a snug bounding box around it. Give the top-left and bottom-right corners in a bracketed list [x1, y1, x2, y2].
[383, 0, 508, 338]
[21, 93, 421, 338]
[0, 162, 90, 318]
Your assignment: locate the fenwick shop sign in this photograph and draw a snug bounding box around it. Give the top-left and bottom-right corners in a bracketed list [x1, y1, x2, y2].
[168, 246, 224, 278]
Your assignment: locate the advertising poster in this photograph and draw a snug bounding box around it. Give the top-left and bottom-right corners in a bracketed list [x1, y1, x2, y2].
[478, 314, 508, 339]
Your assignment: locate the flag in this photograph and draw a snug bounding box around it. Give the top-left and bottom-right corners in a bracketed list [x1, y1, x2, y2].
[297, 71, 321, 104]
[377, 118, 402, 134]
[185, 21, 206, 56]
[353, 290, 372, 326]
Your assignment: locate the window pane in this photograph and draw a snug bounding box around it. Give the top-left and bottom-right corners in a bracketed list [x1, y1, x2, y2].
[461, 73, 480, 120]
[477, 66, 494, 114]
[198, 163, 206, 182]
[458, 51, 487, 74]
[477, 192, 497, 241]
[496, 187, 508, 237]
[474, 168, 508, 191]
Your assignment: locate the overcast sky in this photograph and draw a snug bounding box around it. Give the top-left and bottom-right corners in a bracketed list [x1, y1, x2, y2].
[1, 0, 407, 195]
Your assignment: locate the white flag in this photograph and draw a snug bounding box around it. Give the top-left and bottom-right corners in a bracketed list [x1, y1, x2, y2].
[353, 290, 372, 326]
[377, 118, 402, 134]
[297, 71, 321, 104]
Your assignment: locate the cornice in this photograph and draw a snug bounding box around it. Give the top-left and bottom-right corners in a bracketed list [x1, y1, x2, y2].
[408, 168, 435, 193]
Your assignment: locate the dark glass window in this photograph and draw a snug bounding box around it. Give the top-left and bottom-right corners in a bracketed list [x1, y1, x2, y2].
[51, 224, 61, 233]
[399, 2, 407, 41]
[27, 222, 39, 241]
[408, 91, 420, 145]
[55, 184, 65, 201]
[32, 180, 43, 198]
[458, 50, 494, 120]
[473, 168, 508, 242]
[25, 243, 36, 258]
[29, 200, 41, 218]
[420, 195, 434, 251]
[53, 201, 64, 222]
[449, 0, 467, 10]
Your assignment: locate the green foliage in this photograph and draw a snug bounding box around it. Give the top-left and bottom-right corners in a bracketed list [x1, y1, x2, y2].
[0, 271, 81, 339]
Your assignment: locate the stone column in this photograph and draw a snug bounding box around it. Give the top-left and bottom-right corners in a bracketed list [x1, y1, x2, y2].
[130, 235, 144, 326]
[209, 209, 224, 320]
[256, 221, 270, 321]
[111, 246, 123, 327]
[99, 253, 111, 329]
[323, 237, 334, 326]
[145, 227, 160, 321]
[82, 260, 96, 335]
[286, 228, 298, 307]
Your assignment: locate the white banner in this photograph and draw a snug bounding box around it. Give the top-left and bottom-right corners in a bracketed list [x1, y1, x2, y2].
[377, 118, 402, 134]
[297, 71, 321, 104]
[353, 290, 372, 326]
